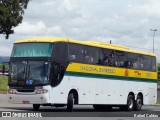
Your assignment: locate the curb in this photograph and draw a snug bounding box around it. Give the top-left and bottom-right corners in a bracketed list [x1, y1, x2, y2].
[144, 104, 160, 106]
[0, 91, 7, 94]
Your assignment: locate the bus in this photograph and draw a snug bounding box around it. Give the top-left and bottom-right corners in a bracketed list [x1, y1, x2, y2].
[5, 37, 157, 112]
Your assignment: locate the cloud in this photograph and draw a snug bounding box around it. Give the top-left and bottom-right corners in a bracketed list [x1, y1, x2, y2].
[14, 21, 65, 37]
[0, 0, 160, 61]
[15, 21, 46, 34]
[63, 0, 78, 12]
[0, 36, 14, 56]
[0, 46, 12, 56]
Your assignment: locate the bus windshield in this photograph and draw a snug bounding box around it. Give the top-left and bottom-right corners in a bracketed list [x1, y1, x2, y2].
[11, 43, 53, 57]
[9, 61, 50, 86]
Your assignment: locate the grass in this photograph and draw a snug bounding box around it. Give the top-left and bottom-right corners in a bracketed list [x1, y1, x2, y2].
[0, 64, 2, 72]
[0, 75, 8, 93]
[157, 98, 160, 104]
[0, 63, 9, 72]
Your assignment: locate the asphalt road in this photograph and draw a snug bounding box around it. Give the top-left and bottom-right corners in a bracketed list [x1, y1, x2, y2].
[0, 94, 160, 118]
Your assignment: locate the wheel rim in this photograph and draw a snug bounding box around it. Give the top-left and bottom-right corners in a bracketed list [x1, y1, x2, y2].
[136, 98, 142, 109]
[73, 98, 75, 104]
[72, 94, 75, 105]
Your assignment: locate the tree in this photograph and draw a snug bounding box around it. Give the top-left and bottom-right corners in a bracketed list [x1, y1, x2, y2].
[0, 0, 30, 39]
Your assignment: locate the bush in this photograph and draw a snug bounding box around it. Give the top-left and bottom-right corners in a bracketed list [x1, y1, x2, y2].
[157, 98, 160, 104]
[0, 75, 8, 93]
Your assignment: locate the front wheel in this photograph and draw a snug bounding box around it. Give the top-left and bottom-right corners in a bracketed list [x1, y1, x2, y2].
[33, 104, 40, 111]
[67, 93, 74, 112]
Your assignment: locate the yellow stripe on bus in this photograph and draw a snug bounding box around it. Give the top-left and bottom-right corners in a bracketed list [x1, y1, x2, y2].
[66, 63, 157, 80]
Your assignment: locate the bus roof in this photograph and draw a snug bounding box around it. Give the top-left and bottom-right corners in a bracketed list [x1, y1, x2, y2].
[15, 37, 156, 56]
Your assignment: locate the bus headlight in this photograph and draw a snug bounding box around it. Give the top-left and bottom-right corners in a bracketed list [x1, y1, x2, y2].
[8, 89, 17, 94]
[35, 89, 48, 94]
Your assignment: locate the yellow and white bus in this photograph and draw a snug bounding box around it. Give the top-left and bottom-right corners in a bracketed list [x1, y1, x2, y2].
[6, 37, 157, 111]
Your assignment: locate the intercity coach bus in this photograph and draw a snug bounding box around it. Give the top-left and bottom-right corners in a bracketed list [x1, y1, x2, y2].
[5, 37, 157, 111]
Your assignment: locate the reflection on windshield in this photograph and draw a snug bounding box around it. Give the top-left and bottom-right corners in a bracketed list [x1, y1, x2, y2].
[10, 61, 26, 84]
[9, 61, 50, 85]
[11, 43, 53, 57]
[28, 61, 50, 85]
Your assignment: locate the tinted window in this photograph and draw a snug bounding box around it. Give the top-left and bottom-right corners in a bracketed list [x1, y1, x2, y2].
[127, 53, 142, 69]
[140, 55, 151, 71]
[99, 48, 115, 66]
[84, 46, 99, 64]
[151, 56, 156, 71]
[127, 53, 155, 71]
[11, 43, 53, 57]
[53, 42, 67, 60]
[115, 51, 127, 67]
[68, 44, 84, 62]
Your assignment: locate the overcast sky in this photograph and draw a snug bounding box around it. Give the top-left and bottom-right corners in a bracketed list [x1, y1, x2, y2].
[0, 0, 160, 61]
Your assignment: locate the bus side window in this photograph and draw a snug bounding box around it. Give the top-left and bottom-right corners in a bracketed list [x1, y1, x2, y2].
[133, 63, 137, 69]
[98, 49, 105, 65]
[123, 60, 132, 68]
[151, 56, 156, 71]
[99, 48, 115, 66]
[127, 53, 140, 69]
[53, 42, 67, 60]
[108, 51, 115, 66]
[115, 50, 126, 67]
[84, 46, 99, 64]
[69, 55, 76, 61]
[135, 57, 141, 69]
[68, 44, 84, 62]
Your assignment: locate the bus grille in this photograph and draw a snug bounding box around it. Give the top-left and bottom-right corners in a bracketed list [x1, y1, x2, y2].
[17, 90, 35, 92]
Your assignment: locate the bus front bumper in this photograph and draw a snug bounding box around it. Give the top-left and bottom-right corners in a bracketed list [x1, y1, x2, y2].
[8, 93, 50, 104]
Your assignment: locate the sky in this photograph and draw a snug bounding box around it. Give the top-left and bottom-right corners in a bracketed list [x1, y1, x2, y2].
[0, 0, 160, 61]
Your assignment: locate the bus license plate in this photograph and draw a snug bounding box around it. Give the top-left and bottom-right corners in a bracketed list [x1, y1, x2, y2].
[22, 101, 30, 104]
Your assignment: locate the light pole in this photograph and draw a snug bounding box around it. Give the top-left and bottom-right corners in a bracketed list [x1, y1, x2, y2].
[150, 29, 157, 53]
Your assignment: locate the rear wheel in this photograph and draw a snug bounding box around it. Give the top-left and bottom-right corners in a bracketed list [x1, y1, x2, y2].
[134, 95, 143, 111]
[33, 104, 40, 111]
[67, 93, 74, 112]
[126, 95, 134, 111]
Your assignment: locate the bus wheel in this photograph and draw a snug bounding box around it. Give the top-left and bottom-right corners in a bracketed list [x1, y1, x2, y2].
[67, 93, 74, 112]
[126, 95, 134, 111]
[33, 104, 40, 111]
[134, 95, 142, 111]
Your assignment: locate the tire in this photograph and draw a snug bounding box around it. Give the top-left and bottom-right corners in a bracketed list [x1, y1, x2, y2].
[134, 95, 143, 111]
[67, 93, 74, 112]
[33, 104, 40, 111]
[126, 95, 135, 111]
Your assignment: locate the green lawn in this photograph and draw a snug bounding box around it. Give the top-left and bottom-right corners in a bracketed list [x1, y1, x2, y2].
[0, 64, 9, 72]
[0, 64, 2, 72]
[0, 75, 8, 93]
[157, 98, 160, 104]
